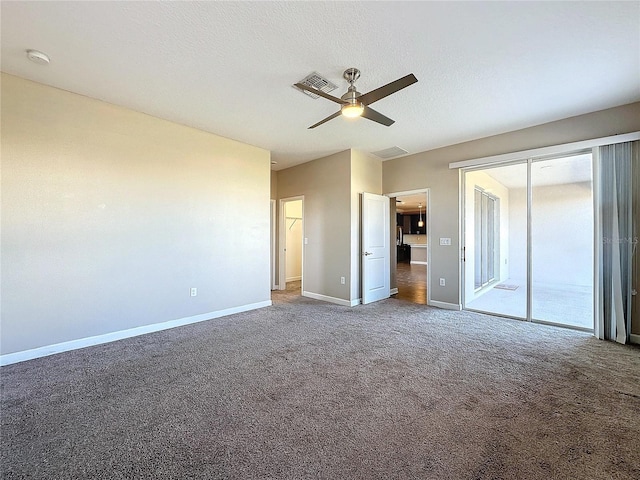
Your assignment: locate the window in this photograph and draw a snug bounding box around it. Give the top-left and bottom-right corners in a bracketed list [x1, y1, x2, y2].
[474, 187, 499, 289]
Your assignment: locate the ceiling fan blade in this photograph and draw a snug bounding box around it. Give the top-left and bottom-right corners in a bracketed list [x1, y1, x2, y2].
[294, 83, 347, 105]
[308, 111, 341, 129]
[358, 74, 418, 106]
[362, 106, 395, 126]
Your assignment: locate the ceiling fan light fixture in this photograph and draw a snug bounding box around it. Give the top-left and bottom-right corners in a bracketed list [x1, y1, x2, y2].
[296, 68, 417, 128]
[341, 102, 364, 118]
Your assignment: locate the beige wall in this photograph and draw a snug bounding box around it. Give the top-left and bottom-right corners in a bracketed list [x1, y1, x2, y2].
[1, 74, 271, 355]
[270, 170, 278, 199]
[384, 154, 459, 305]
[350, 150, 383, 301]
[383, 102, 640, 308]
[277, 150, 352, 301]
[276, 149, 383, 304]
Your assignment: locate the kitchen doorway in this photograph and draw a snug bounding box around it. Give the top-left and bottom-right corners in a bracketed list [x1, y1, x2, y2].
[388, 189, 430, 305]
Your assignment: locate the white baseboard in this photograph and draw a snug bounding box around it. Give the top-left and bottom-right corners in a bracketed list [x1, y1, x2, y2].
[285, 276, 301, 282]
[630, 334, 640, 345]
[410, 261, 428, 265]
[0, 300, 272, 367]
[302, 291, 353, 307]
[272, 284, 280, 291]
[350, 298, 361, 306]
[390, 288, 398, 295]
[429, 300, 462, 310]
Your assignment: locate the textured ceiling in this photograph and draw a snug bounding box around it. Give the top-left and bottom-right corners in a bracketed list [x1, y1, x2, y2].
[2, 1, 639, 171]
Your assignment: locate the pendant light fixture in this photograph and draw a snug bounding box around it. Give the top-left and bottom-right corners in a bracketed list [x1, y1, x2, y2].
[418, 204, 424, 228]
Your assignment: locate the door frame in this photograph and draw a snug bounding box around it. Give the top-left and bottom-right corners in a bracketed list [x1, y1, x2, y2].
[278, 196, 304, 291]
[385, 188, 432, 306]
[270, 199, 277, 290]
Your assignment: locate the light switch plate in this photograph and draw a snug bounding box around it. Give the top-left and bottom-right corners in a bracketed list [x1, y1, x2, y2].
[439, 237, 451, 246]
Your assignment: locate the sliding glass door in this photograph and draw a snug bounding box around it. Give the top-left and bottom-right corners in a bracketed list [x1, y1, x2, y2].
[464, 153, 594, 330]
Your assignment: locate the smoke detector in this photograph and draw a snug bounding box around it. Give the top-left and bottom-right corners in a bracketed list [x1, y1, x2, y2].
[26, 49, 50, 65]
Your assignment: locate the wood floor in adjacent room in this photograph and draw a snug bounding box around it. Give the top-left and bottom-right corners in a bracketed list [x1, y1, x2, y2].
[394, 261, 427, 304]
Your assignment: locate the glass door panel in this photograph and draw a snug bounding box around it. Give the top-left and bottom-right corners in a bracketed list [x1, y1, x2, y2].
[464, 163, 527, 319]
[530, 154, 594, 329]
[474, 188, 482, 288]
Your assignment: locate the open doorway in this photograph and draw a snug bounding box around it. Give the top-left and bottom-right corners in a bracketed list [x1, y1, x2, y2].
[388, 190, 430, 305]
[278, 196, 304, 297]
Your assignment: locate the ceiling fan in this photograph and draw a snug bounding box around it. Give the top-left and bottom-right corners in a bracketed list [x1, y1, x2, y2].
[294, 68, 418, 129]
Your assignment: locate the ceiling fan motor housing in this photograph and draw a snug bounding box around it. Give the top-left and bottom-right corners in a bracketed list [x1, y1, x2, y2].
[342, 68, 362, 106]
[341, 87, 361, 105]
[343, 67, 361, 84]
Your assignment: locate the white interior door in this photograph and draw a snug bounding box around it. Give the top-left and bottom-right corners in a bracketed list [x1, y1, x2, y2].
[362, 192, 390, 304]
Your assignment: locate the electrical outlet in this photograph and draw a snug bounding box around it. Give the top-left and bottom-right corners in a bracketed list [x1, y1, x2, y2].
[340, 276, 345, 285]
[439, 278, 445, 287]
[190, 287, 197, 297]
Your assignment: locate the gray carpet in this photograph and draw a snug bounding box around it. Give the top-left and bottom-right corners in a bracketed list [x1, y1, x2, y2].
[2, 287, 639, 479]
